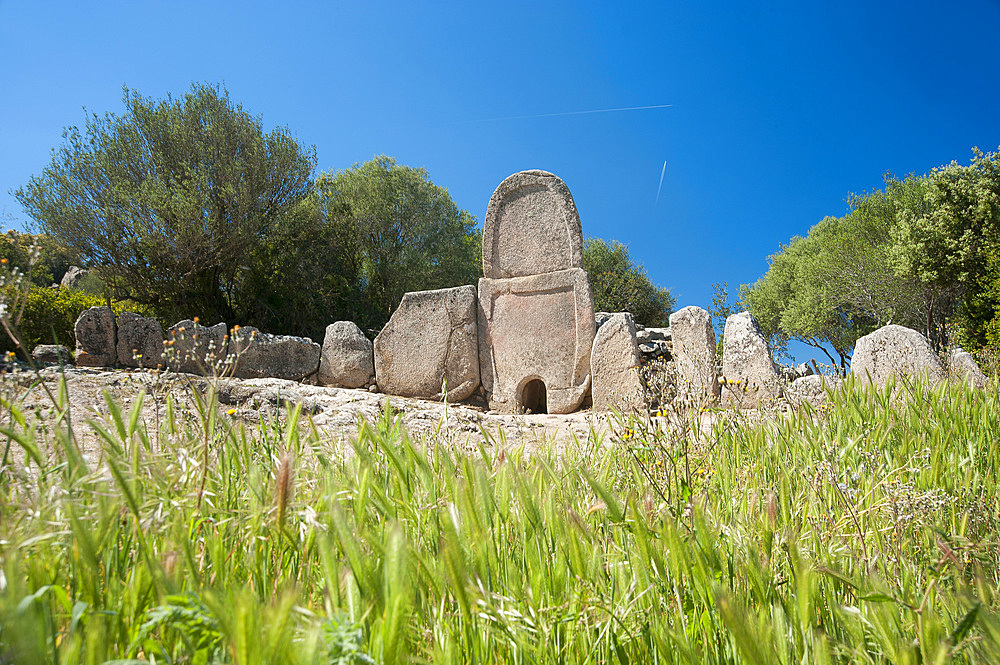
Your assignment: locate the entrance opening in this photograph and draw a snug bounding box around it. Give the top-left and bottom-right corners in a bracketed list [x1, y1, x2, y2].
[520, 379, 547, 414]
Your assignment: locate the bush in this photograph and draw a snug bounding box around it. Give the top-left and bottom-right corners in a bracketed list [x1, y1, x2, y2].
[0, 288, 104, 354]
[0, 287, 150, 355]
[583, 238, 674, 327]
[0, 230, 79, 287]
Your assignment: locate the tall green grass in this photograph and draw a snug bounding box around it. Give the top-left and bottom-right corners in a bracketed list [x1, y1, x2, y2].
[1, 374, 998, 663]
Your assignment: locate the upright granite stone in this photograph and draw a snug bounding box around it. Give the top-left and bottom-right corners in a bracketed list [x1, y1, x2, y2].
[374, 285, 479, 401]
[948, 347, 988, 389]
[668, 306, 720, 401]
[851, 324, 946, 389]
[116, 312, 164, 368]
[74, 306, 115, 367]
[591, 313, 647, 413]
[229, 326, 321, 381]
[722, 312, 781, 406]
[318, 321, 374, 388]
[478, 171, 595, 414]
[165, 319, 229, 375]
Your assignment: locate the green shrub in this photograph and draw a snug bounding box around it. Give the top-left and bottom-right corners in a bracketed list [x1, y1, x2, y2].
[0, 287, 106, 353]
[0, 287, 153, 355]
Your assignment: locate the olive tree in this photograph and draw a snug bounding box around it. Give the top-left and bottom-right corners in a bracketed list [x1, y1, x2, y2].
[15, 83, 316, 324]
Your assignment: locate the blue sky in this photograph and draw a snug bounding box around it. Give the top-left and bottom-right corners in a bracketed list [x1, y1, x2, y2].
[2, 1, 1000, 359]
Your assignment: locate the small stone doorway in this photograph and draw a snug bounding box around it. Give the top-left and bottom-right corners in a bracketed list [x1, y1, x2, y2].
[520, 378, 547, 414]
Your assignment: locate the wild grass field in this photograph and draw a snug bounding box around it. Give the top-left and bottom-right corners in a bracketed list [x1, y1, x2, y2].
[1, 372, 998, 664]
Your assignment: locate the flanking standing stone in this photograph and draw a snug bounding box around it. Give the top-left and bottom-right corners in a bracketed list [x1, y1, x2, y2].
[318, 321, 374, 388]
[165, 319, 229, 375]
[229, 326, 321, 381]
[374, 285, 479, 401]
[32, 344, 74, 365]
[948, 347, 988, 389]
[851, 324, 946, 389]
[591, 313, 647, 413]
[668, 306, 720, 401]
[116, 312, 164, 369]
[478, 170, 595, 414]
[74, 306, 115, 367]
[721, 311, 781, 406]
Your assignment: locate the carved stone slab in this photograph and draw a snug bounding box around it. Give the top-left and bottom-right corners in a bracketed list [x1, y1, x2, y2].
[482, 170, 584, 279]
[478, 268, 595, 414]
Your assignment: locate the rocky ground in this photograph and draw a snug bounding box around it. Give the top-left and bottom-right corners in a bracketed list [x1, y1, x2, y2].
[0, 365, 624, 464]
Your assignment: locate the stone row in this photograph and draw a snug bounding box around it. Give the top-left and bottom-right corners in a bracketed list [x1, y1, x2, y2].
[35, 169, 990, 415]
[63, 307, 373, 386]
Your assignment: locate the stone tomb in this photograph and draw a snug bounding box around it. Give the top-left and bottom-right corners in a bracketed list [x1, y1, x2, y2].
[477, 170, 596, 414]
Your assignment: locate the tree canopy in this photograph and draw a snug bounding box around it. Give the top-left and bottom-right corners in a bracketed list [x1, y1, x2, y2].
[583, 238, 674, 327]
[316, 156, 481, 332]
[742, 147, 1000, 370]
[15, 83, 316, 325]
[0, 230, 79, 288]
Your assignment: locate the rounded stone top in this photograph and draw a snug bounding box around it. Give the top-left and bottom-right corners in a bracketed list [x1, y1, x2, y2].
[482, 170, 584, 279]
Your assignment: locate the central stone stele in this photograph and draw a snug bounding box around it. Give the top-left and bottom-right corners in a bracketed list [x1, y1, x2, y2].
[477, 170, 596, 414]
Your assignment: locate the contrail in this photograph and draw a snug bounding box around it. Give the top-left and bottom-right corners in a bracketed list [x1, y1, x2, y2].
[655, 160, 667, 204]
[462, 103, 673, 123]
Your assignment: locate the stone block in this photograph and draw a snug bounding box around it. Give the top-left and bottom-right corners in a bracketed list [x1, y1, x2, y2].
[668, 306, 719, 401]
[591, 313, 647, 413]
[165, 319, 229, 375]
[785, 375, 843, 408]
[721, 311, 781, 406]
[851, 324, 946, 389]
[116, 312, 164, 368]
[229, 326, 321, 381]
[948, 347, 988, 389]
[74, 306, 115, 367]
[318, 321, 374, 388]
[374, 285, 479, 401]
[32, 344, 74, 365]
